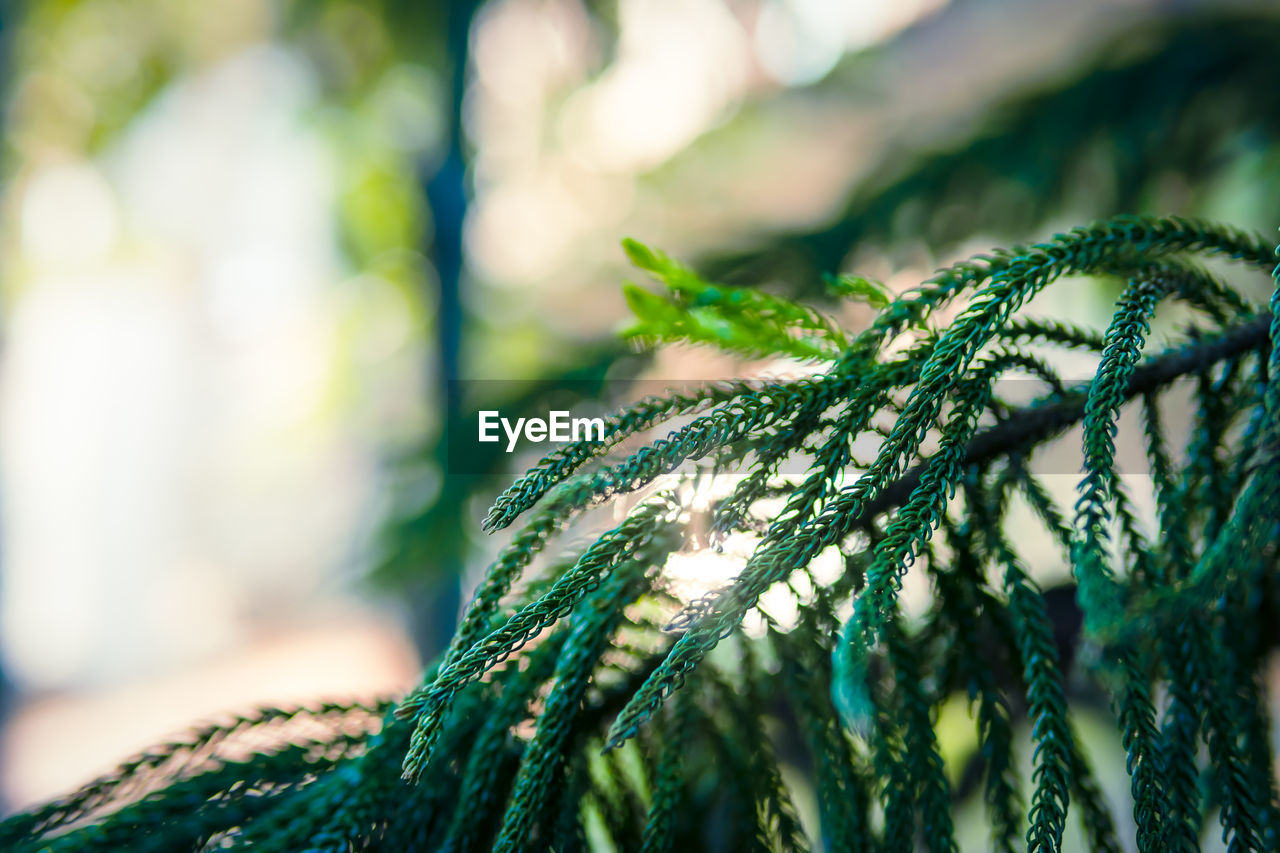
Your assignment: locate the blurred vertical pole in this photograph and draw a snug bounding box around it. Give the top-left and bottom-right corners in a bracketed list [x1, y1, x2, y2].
[410, 0, 478, 660]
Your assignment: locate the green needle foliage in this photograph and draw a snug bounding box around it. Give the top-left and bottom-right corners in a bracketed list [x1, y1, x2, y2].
[6, 214, 1280, 851]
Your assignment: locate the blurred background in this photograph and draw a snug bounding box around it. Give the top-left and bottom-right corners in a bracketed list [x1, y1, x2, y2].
[1, 0, 1279, 842]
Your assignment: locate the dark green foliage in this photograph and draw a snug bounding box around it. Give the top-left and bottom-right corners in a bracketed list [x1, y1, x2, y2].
[5, 214, 1278, 851]
[712, 11, 1280, 286]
